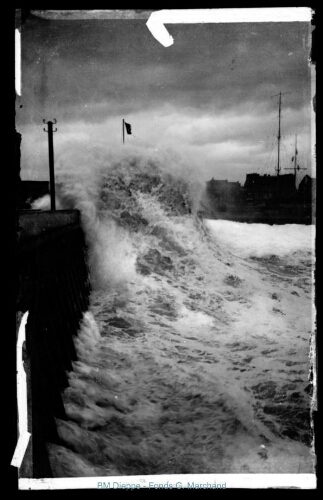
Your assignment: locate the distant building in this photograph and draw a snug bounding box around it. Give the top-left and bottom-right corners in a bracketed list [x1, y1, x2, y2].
[297, 175, 316, 205]
[201, 172, 314, 223]
[18, 181, 49, 209]
[243, 173, 296, 202]
[205, 178, 243, 210]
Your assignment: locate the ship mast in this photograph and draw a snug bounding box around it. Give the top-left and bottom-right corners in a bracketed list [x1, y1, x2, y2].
[277, 91, 282, 176]
[293, 134, 298, 175]
[284, 133, 306, 186]
[271, 91, 290, 177]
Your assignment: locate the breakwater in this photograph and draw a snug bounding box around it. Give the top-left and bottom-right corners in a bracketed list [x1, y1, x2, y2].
[16, 210, 91, 478]
[198, 204, 314, 225]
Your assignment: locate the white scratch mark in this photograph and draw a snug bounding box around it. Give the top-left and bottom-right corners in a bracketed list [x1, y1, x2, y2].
[146, 8, 313, 47]
[15, 29, 21, 95]
[11, 312, 31, 468]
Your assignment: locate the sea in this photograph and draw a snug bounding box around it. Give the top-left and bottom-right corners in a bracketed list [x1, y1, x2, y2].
[32, 149, 316, 479]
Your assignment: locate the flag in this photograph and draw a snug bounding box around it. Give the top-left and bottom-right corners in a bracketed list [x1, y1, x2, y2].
[124, 122, 132, 135]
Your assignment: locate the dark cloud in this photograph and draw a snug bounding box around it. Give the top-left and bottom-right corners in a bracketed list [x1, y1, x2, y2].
[17, 13, 314, 182]
[20, 18, 311, 117]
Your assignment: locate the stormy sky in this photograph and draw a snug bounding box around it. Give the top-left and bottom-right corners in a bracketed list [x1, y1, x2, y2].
[16, 10, 314, 184]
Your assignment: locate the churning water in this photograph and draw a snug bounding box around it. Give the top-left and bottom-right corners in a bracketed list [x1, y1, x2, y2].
[35, 149, 315, 477]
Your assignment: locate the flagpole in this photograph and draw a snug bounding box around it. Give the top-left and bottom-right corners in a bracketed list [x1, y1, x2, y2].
[122, 119, 125, 144]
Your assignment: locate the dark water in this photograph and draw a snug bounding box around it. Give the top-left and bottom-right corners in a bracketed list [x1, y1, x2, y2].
[44, 155, 315, 477]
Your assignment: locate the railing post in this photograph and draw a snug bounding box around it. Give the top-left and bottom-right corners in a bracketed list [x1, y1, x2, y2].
[43, 119, 57, 210]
